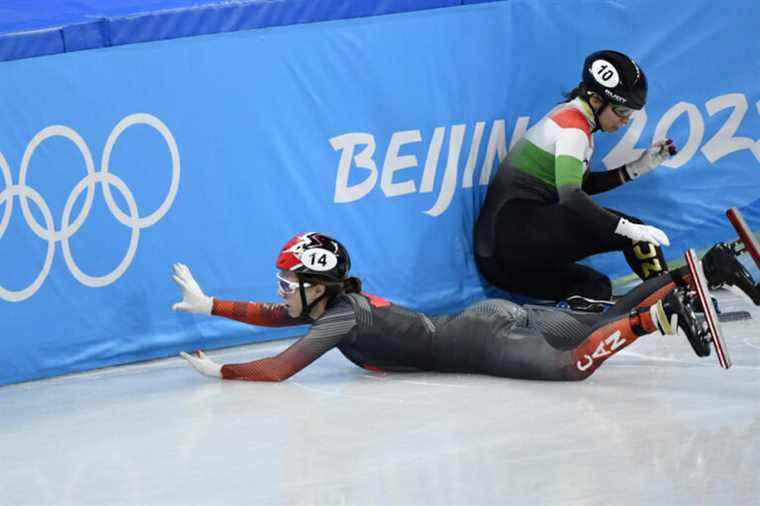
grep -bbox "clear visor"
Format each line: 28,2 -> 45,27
277,272 -> 311,295
611,104 -> 636,118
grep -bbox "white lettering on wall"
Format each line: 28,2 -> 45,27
332,92 -> 760,216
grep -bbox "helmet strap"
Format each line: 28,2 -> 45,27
586,92 -> 605,133
296,278 -> 329,322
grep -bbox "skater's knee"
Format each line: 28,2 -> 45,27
582,273 -> 612,301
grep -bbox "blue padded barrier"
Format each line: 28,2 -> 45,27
0,0 -> 460,61
0,0 -> 759,384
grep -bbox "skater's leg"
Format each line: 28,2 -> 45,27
477,257 -> 612,301
592,261 -> 718,362
492,200 -> 617,266
432,298 -> 662,381
564,304 -> 663,380
483,303 -> 663,381
604,265 -> 691,318
477,200 -> 613,300
479,201 -> 670,300
623,239 -> 669,280
557,272 -> 722,379
460,260 -> 726,382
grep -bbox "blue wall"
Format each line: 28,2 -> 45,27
0,0 -> 460,61
1,0 -> 759,384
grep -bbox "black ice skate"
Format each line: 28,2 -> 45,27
703,208 -> 760,305
702,243 -> 760,305
659,286 -> 711,358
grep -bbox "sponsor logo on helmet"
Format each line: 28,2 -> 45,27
604,89 -> 627,104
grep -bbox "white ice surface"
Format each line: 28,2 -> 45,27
1,289 -> 759,506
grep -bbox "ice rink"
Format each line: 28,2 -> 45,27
2,288 -> 759,506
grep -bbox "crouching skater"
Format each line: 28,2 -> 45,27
174,232 -> 725,382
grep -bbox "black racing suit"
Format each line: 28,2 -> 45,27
215,270 -> 684,383
474,162 -> 668,301
474,100 -> 668,301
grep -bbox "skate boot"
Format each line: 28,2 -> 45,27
701,242 -> 760,305
658,288 -> 711,357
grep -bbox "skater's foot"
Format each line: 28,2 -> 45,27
658,288 -> 711,357
702,242 -> 760,305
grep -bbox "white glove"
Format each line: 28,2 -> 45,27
180,350 -> 223,378
614,217 -> 670,247
171,263 -> 213,315
624,139 -> 677,179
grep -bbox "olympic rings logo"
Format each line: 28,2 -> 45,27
0,113 -> 180,302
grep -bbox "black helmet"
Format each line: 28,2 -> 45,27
582,50 -> 647,110
275,232 -> 352,321
276,232 -> 351,283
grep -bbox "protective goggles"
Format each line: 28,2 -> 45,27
610,104 -> 636,118
277,273 -> 311,294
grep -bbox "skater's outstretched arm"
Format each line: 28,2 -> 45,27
172,263 -> 359,381
216,304 -> 357,381
211,299 -> 300,327
179,299 -> 358,381
171,263 -> 301,327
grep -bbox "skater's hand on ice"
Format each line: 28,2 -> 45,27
615,218 -> 670,247
624,139 -> 677,179
171,263 -> 213,315
180,350 -> 223,378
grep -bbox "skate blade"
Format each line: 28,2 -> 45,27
727,208 -> 760,268
685,249 -> 732,369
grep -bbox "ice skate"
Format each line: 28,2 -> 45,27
658,287 -> 711,358
703,207 -> 760,305
702,242 -> 760,305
